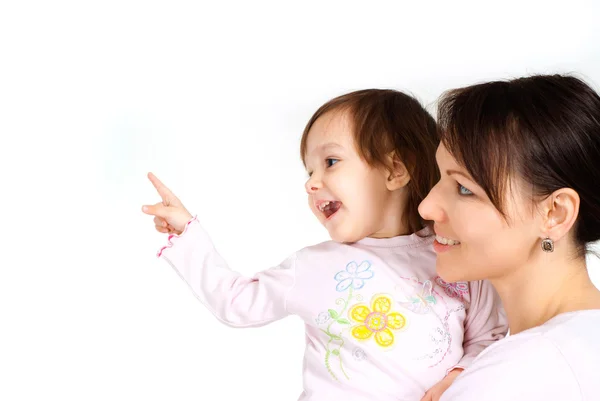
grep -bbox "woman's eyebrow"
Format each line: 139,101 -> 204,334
446,169 -> 474,181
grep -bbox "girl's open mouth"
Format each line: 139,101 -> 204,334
318,200 -> 342,219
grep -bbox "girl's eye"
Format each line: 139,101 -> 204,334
457,183 -> 473,196
326,158 -> 339,167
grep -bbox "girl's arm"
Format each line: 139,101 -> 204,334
157,216 -> 297,327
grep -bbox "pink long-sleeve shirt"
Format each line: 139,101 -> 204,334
157,217 -> 508,401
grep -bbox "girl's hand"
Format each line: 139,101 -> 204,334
142,172 -> 193,235
420,368 -> 463,401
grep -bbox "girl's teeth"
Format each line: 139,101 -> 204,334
436,235 -> 461,246
319,201 -> 331,211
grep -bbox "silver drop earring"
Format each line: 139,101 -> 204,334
541,237 -> 554,252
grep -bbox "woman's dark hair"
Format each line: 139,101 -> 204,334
437,74 -> 600,254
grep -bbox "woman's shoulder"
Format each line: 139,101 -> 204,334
505,309 -> 600,354
484,309 -> 600,372
535,309 -> 600,340
441,310 -> 600,401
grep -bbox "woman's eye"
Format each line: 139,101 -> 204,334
457,183 -> 473,196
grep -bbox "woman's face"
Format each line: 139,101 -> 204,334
418,143 -> 542,283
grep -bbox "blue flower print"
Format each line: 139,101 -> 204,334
334,261 -> 374,292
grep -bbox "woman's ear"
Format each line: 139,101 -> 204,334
539,188 -> 580,244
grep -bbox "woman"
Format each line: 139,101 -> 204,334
418,74 -> 600,400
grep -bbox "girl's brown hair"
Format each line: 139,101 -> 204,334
300,89 -> 439,233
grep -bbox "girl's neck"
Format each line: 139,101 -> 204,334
491,250 -> 600,335
368,224 -> 411,239
368,193 -> 411,238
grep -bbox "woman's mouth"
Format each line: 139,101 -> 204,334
433,234 -> 461,253
435,235 -> 461,246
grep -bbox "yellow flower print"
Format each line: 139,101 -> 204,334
348,294 -> 407,348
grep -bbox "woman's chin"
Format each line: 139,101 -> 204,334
435,260 -> 463,283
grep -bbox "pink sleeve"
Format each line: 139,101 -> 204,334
452,280 -> 508,372
156,217 -> 298,328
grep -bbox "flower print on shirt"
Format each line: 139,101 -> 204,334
352,347 -> 367,362
434,276 -> 469,304
315,260 -> 375,381
315,311 -> 332,325
334,261 -> 374,292
348,294 -> 408,348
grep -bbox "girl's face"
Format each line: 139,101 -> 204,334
418,143 -> 542,282
303,111 -> 405,243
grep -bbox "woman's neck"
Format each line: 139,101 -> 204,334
491,251 -> 600,335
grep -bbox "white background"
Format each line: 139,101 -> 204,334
1,1 -> 600,400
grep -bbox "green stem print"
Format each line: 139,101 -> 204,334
320,287 -> 361,381
319,260 -> 374,381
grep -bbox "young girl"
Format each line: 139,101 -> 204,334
142,89 -> 508,401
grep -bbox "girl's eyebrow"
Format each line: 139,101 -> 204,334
318,142 -> 344,152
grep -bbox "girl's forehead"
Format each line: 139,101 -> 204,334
306,113 -> 353,151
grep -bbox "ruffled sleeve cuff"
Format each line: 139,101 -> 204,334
156,215 -> 198,258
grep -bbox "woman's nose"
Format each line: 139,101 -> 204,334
418,184 -> 446,223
